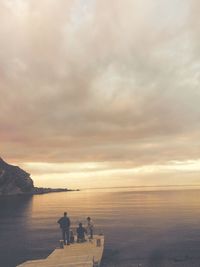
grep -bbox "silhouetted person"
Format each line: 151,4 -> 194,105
57,212 -> 71,245
77,223 -> 87,243
87,217 -> 94,239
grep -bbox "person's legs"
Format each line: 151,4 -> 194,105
90,228 -> 93,239
62,229 -> 66,244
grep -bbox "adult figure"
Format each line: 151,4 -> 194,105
76,223 -> 87,243
87,217 -> 94,239
57,212 -> 71,245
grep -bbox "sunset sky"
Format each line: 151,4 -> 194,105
1,0 -> 200,189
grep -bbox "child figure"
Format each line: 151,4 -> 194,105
77,223 -> 87,243
87,217 -> 94,239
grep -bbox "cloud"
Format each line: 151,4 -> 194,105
0,0 -> 200,186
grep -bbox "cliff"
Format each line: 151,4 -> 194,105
0,157 -> 34,195
0,157 -> 70,196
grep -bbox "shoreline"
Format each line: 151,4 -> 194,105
0,188 -> 80,197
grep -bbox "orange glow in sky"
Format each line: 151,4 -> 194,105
1,0 -> 200,189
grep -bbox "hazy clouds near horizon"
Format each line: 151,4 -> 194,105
1,0 -> 200,186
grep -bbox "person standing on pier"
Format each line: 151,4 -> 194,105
57,212 -> 71,245
87,217 -> 94,239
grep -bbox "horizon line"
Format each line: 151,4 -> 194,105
81,184 -> 200,190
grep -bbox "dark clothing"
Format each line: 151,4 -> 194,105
57,216 -> 70,229
57,216 -> 71,244
77,226 -> 87,242
62,228 -> 70,245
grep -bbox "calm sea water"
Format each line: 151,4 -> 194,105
1,188 -> 200,267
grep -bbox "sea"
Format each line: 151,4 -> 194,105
1,187 -> 200,267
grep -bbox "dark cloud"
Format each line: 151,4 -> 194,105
1,0 -> 200,178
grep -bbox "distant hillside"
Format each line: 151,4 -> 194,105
0,157 -> 70,195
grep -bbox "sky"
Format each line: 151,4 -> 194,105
1,0 -> 200,189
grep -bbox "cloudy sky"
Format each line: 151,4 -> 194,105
1,0 -> 200,189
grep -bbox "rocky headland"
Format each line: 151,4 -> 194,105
0,157 -> 75,196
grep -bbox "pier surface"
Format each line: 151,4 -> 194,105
17,235 -> 104,267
